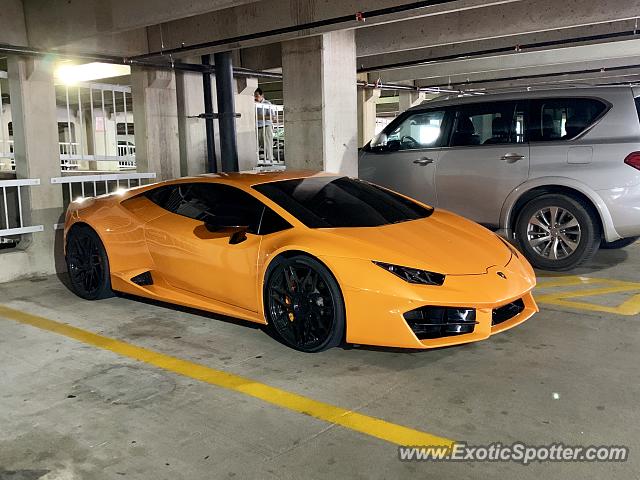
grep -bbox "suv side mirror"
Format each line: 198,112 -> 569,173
386,139 -> 401,152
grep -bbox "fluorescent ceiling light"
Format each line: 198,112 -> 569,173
55,62 -> 131,85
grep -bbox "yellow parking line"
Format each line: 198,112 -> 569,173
536,275 -> 640,315
535,276 -> 603,289
0,304 -> 453,448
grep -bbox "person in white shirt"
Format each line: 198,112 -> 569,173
254,88 -> 274,162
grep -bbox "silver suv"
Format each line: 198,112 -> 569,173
359,86 -> 640,270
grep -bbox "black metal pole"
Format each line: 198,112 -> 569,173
214,51 -> 239,172
201,54 -> 217,173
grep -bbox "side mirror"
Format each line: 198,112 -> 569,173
204,216 -> 250,244
386,139 -> 401,152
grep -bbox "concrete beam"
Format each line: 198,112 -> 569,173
60,28 -> 149,57
357,0 -> 640,57
0,0 -> 28,45
22,0 -> 262,48
371,38 -> 640,84
357,20 -> 638,71
240,44 -> 282,71
144,0 -> 522,58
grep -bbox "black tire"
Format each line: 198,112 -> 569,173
515,194 -> 601,271
264,254 -> 345,353
66,224 -> 114,300
601,236 -> 639,250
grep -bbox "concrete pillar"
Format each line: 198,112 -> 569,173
398,91 -> 427,112
131,67 -> 180,180
176,67 -> 208,176
282,30 -> 358,176
4,56 -> 64,280
235,76 -> 259,171
357,82 -> 381,147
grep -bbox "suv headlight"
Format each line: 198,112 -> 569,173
373,261 -> 445,286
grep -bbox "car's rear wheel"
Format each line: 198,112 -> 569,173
66,224 -> 114,300
265,255 -> 345,353
515,194 -> 601,271
601,236 -> 639,249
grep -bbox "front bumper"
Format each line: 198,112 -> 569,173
321,255 -> 538,349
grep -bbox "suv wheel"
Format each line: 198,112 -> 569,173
515,194 -> 601,271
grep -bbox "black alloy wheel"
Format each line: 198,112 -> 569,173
66,225 -> 113,300
265,255 -> 345,352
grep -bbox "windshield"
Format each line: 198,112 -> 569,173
253,176 -> 433,228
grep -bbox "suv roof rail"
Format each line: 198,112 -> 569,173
420,83 -> 632,104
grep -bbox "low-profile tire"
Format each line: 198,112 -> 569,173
601,236 -> 639,250
515,194 -> 601,271
66,224 -> 114,300
264,254 -> 345,353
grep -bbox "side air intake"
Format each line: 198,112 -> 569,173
131,271 -> 153,286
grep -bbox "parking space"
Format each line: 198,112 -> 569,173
2,244 -> 638,479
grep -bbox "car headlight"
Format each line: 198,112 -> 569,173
373,261 -> 445,286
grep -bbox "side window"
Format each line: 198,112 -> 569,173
529,98 -> 607,141
372,110 -> 446,151
258,207 -> 292,235
146,183 -> 264,233
449,101 -> 524,147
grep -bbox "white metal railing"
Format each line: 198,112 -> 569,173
51,171 -> 156,207
59,142 -> 79,156
255,102 -> 285,166
0,179 -> 44,237
117,144 -> 136,157
57,82 -> 136,172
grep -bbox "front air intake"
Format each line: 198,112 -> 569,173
492,298 -> 525,326
404,306 -> 477,339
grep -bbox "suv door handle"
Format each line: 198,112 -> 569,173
500,153 -> 525,162
413,157 -> 434,166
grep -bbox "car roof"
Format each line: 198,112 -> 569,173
194,169 -> 336,186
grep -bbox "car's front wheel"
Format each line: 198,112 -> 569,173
265,255 -> 345,352
66,224 -> 114,300
515,194 -> 601,271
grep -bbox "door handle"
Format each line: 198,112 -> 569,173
413,157 -> 434,166
500,153 -> 525,162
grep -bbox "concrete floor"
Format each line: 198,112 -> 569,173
1,243 -> 639,479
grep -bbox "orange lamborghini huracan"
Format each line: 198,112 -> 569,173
64,171 -> 538,352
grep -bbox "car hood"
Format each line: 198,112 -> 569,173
320,209 -> 512,275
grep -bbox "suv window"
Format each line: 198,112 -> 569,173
146,183 -> 290,235
449,101 -> 525,147
371,109 -> 447,151
529,98 -> 607,141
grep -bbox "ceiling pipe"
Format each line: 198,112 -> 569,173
357,81 -> 461,94
426,62 -> 640,89
0,43 -> 282,79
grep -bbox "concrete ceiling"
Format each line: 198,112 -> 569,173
3,0 -> 640,92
